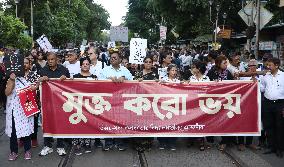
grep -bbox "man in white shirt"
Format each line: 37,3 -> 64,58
205,50 -> 218,75
65,51 -> 80,77
228,53 -> 266,80
87,47 -> 106,78
238,59 -> 261,151
179,50 -> 193,72
227,53 -> 246,79
260,58 -> 284,158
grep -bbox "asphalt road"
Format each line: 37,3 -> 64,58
0,110 -> 283,167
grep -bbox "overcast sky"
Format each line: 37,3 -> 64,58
93,0 -> 128,26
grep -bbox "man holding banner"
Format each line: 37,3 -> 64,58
38,52 -> 70,156
100,50 -> 133,151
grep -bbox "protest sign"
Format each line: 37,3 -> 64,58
129,38 -> 147,64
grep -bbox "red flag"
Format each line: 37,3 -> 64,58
16,86 -> 40,117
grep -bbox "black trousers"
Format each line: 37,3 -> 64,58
262,99 -> 284,151
105,138 -> 126,147
157,137 -> 177,146
10,114 -> 31,153
220,136 -> 236,145
206,136 -> 214,143
238,136 -> 253,145
44,137 -> 64,148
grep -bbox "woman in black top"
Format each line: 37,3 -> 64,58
72,57 -> 97,156
207,55 -> 234,81
206,55 -> 234,151
133,56 -> 158,152
134,56 -> 158,81
73,57 -> 97,79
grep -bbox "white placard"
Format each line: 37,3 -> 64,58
81,39 -> 87,46
160,26 -> 167,40
129,38 -> 147,64
80,45 -> 86,52
107,41 -> 116,49
158,67 -> 168,80
36,35 -> 52,52
110,26 -> 128,42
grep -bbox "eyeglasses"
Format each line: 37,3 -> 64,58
111,57 -> 118,60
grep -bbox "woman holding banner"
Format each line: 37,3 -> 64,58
133,56 -> 158,151
134,56 -> 158,81
5,70 -> 40,161
207,55 -> 234,151
72,57 -> 97,156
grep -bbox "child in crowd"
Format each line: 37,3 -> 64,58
158,64 -> 181,150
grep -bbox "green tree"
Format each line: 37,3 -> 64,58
3,0 -> 110,47
0,12 -> 32,49
127,0 -> 282,44
125,0 -> 160,44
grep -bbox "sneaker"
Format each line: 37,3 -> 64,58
8,152 -> 18,161
32,139 -> 38,148
102,145 -> 111,151
84,144 -> 92,153
57,148 -> 66,156
39,146 -> 53,156
170,144 -> 177,151
74,146 -> 83,156
170,146 -> 177,151
158,144 -> 166,150
117,144 -> 126,151
94,141 -> 103,148
24,151 -> 32,160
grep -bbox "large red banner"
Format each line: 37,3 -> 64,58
40,80 -> 261,138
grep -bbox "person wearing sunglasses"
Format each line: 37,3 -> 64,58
100,51 -> 133,151
88,47 -> 107,79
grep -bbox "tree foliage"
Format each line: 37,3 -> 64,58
0,12 -> 32,49
125,0 -> 283,44
3,0 -> 110,47
124,0 -> 161,44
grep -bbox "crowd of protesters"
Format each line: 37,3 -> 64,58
0,44 -> 283,161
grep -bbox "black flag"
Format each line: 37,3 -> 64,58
4,52 -> 24,77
